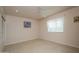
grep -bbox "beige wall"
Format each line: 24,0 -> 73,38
40,7 -> 79,48
0,7 -> 4,52
4,15 -> 39,45
0,14 -> 3,52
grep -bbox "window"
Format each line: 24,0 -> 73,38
47,17 -> 64,32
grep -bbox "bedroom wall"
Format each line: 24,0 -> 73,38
0,14 -> 3,52
4,15 -> 39,45
40,7 -> 79,48
0,7 -> 5,52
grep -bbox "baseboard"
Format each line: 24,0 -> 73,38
4,38 -> 38,46
42,39 -> 79,49
4,38 -> 79,49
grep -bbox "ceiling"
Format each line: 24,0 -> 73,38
2,6 -> 74,20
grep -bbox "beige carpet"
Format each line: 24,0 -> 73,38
3,39 -> 79,53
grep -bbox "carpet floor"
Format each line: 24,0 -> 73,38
3,39 -> 79,53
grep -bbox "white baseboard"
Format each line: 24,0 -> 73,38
4,38 -> 79,49
42,39 -> 79,49
4,38 -> 38,46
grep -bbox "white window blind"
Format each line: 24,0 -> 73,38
47,17 -> 64,32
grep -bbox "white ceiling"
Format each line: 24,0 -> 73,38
3,6 -> 74,20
